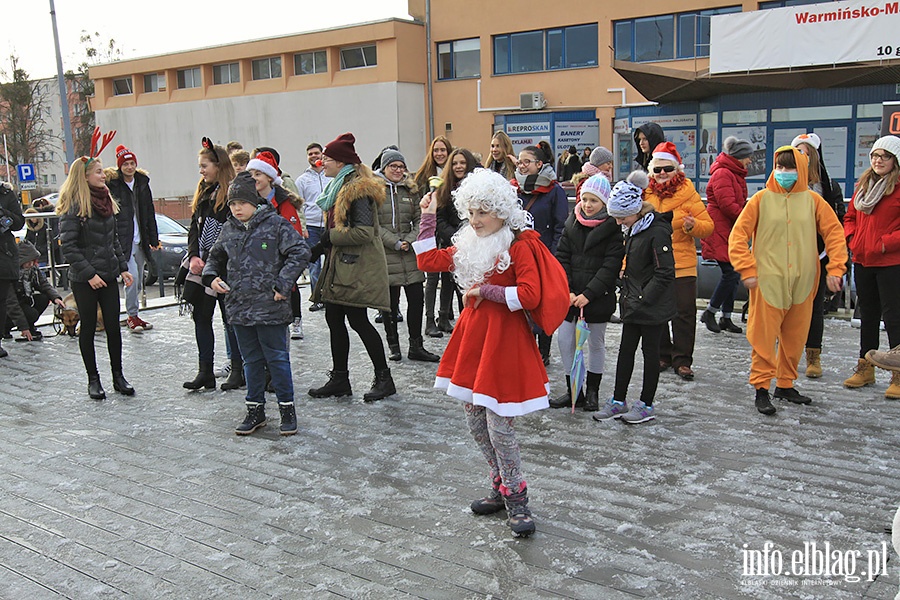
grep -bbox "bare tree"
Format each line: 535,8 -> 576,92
0,54 -> 58,169
65,31 -> 124,157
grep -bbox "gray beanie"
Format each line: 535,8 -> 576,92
227,171 -> 263,205
723,136 -> 753,160
380,149 -> 407,170
589,146 -> 614,167
608,171 -> 649,218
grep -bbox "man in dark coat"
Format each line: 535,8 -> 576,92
106,145 -> 159,333
0,181 -> 26,358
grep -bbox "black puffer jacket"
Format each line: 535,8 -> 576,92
59,204 -> 128,283
187,182 -> 230,261
555,211 -> 624,323
619,210 -> 676,325
106,168 -> 159,261
436,201 -> 462,249
0,182 -> 26,281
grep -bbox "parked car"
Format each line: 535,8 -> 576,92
145,214 -> 188,286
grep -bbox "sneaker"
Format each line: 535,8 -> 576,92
866,345 -> 900,372
700,310 -> 721,333
309,302 -> 325,312
620,400 -> 655,424
135,316 -> 153,330
290,317 -> 304,340
214,361 -> 232,379
592,398 -> 628,421
126,316 -> 144,334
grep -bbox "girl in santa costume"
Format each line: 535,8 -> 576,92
414,169 -> 568,538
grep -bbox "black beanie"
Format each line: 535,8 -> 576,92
227,171 -> 264,205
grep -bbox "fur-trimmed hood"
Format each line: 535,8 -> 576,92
333,172 -> 386,231
273,184 -> 303,210
104,167 -> 150,181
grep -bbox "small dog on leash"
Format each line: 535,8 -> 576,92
58,293 -> 103,336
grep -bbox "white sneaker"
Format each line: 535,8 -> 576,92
291,318 -> 304,340
214,362 -> 232,378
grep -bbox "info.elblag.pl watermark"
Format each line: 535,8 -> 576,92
741,541 -> 891,587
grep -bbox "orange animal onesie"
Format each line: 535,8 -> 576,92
728,146 -> 847,390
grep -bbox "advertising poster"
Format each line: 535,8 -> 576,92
723,126 -> 767,177
554,121 -> 599,161
856,121 -> 882,178
814,127 -> 848,180
666,129 -> 697,179
506,122 -> 551,155
617,137 -> 633,180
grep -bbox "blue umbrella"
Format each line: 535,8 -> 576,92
569,309 -> 590,413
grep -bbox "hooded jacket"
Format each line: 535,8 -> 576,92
702,153 -> 748,263
376,171 -> 425,287
5,241 -> 62,331
202,205 -> 309,327
105,167 -> 159,261
269,185 -> 306,237
619,206 -> 676,325
643,175 -> 713,277
0,182 -> 26,281
633,123 -> 666,172
312,172 -> 390,311
729,146 -> 848,310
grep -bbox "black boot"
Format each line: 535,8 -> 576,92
220,358 -> 245,390
384,313 -> 401,362
700,310 -> 721,333
718,317 -> 742,334
538,334 -> 551,366
425,279 -> 442,338
755,387 -> 776,415
408,337 -> 440,362
583,372 -> 602,412
308,370 -> 352,398
88,373 -> 106,400
111,369 -> 135,396
503,485 -> 535,538
549,376 -> 582,408
363,368 -> 396,402
235,402 -> 267,435
0,342 -> 7,358
424,320 -> 443,338
278,402 -> 297,436
471,476 -> 505,515
437,311 -> 454,333
183,361 -> 216,390
774,386 -> 812,405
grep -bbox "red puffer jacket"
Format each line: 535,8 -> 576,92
701,153 -> 747,263
844,184 -> 900,267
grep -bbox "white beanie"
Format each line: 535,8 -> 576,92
580,173 -> 611,202
608,171 -> 649,218
791,133 -> 821,151
871,135 -> 900,160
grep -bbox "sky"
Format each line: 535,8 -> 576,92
1,0 -> 412,81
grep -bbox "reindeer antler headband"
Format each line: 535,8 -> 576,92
81,127 -> 117,166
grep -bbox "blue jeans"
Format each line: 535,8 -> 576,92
233,324 -> 293,405
125,244 -> 145,317
307,226 -> 324,296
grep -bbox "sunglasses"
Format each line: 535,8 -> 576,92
653,165 -> 676,174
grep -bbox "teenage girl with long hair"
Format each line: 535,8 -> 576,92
484,131 -> 517,180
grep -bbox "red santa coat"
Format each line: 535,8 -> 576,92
415,229 -> 567,417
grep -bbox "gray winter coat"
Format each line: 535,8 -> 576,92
202,205 -> 310,327
376,171 -> 424,287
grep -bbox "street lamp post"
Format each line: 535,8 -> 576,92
50,0 -> 75,167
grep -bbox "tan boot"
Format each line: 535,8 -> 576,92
843,358 -> 875,388
805,347 -> 822,378
886,371 -> 900,400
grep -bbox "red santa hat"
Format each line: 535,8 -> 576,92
246,151 -> 283,186
651,141 -> 682,166
116,145 -> 137,169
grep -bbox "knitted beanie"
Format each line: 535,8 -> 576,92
116,145 -> 136,169
608,171 -> 649,218
580,173 -> 612,202
871,135 -> 900,159
380,149 -> 406,170
723,136 -> 753,159
324,133 -> 362,165
589,146 -> 614,167
246,151 -> 283,186
227,171 -> 264,205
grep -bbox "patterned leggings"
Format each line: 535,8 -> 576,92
464,403 -> 524,493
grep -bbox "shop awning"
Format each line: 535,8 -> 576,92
613,59 -> 900,103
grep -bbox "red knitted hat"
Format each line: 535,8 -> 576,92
324,132 -> 361,165
116,145 -> 136,169
652,141 -> 681,165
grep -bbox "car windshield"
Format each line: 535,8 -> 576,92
156,215 -> 187,235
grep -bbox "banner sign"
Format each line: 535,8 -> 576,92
710,0 -> 900,74
881,101 -> 900,136
553,121 -> 599,159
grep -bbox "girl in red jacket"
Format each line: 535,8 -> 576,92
842,136 -> 900,399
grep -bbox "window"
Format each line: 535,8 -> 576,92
294,51 -> 327,75
760,0 -> 837,8
177,67 -> 201,89
143,73 -> 163,93
677,7 -> 741,58
42,175 -> 48,185
493,24 -> 597,75
51,174 -> 57,185
112,77 -> 133,95
437,38 -> 480,80
252,57 -> 282,80
615,8 -> 740,62
340,45 -> 377,69
213,63 -> 240,85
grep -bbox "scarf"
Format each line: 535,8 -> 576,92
89,185 -> 114,218
574,202 -> 608,228
513,164 -> 557,195
316,164 -> 354,212
648,171 -> 686,199
624,212 -> 655,237
854,176 -> 889,214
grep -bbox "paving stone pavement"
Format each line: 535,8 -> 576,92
1,305 -> 899,600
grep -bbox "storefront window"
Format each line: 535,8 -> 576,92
770,106 -> 852,121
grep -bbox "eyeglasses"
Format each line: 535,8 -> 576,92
386,164 -> 406,171
871,152 -> 894,162
653,165 -> 676,174
519,159 -> 538,167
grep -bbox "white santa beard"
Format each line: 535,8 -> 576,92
451,225 -> 514,291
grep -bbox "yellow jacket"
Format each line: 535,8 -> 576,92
644,176 -> 713,277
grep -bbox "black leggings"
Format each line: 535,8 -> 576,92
614,322 -> 664,406
291,287 -> 302,319
71,279 -> 123,376
806,262 -> 827,350
192,292 -> 241,365
390,282 -> 424,339
855,263 -> 900,358
325,302 -> 387,372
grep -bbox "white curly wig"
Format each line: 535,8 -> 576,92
452,168 -> 532,232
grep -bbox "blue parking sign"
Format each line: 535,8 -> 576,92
16,163 -> 35,182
